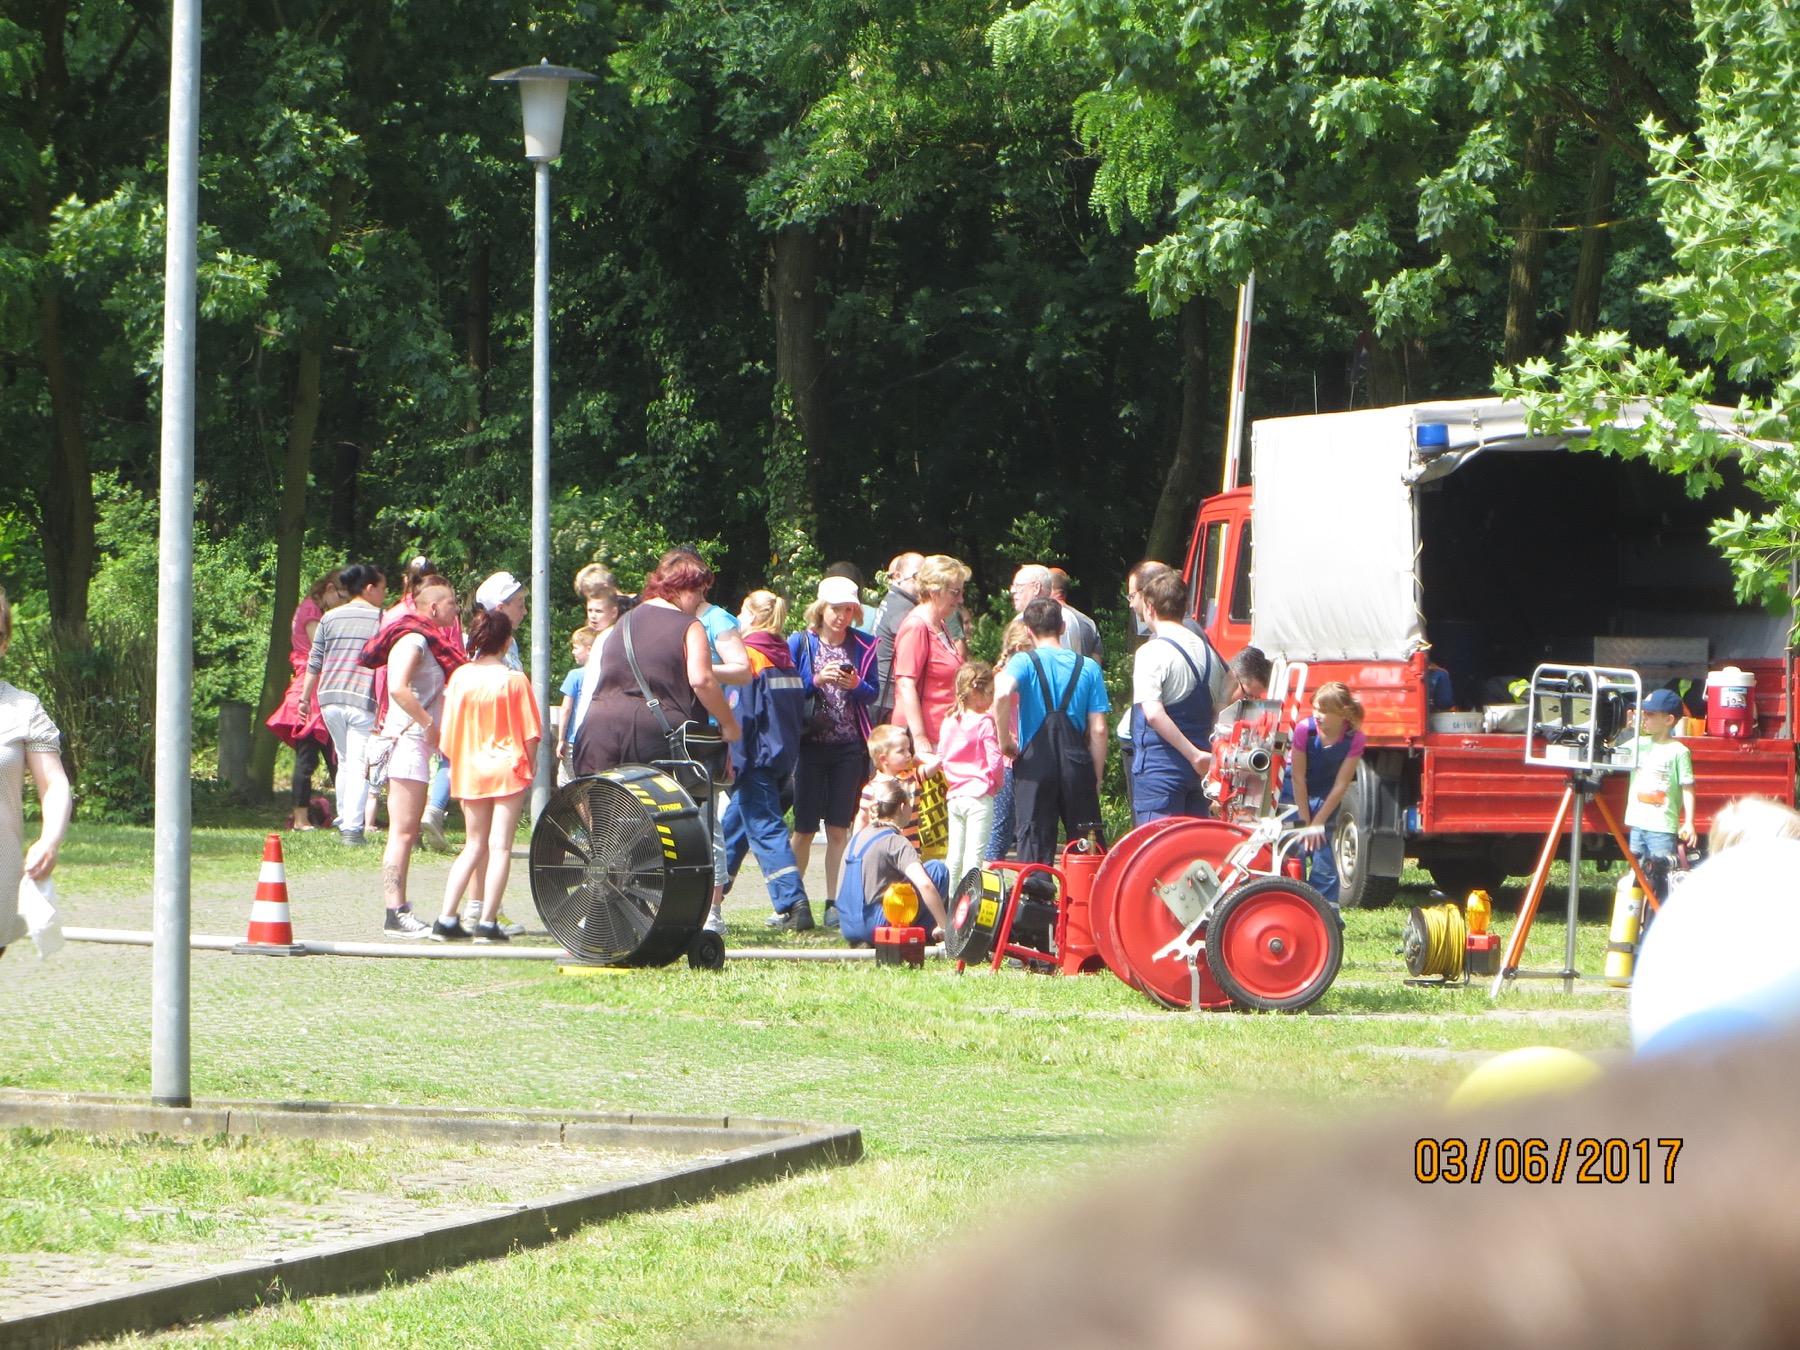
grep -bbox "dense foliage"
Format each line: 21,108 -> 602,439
0,0 -> 1741,811
1503,0 -> 1800,627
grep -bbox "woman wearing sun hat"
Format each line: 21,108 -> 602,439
788,575 -> 880,925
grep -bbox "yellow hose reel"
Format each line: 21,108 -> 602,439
1402,901 -> 1468,983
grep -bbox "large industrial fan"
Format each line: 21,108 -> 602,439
529,766 -> 722,968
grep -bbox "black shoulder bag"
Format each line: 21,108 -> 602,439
618,609 -> 727,781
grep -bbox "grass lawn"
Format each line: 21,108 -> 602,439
2,818 -> 1633,1348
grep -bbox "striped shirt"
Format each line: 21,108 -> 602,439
305,599 -> 381,712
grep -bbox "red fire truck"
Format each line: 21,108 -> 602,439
1183,398 -> 1798,906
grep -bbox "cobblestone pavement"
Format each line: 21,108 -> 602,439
0,1140 -> 695,1323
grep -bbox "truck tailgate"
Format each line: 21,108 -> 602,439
1419,734 -> 1796,835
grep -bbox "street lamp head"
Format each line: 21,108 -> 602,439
490,58 -> 599,162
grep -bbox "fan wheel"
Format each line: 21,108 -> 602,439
1204,876 -> 1342,1012
530,768 -> 713,966
945,867 -> 1003,965
687,930 -> 726,971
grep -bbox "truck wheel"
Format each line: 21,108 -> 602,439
1333,779 -> 1400,909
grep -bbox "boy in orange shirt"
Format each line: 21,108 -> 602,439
856,725 -> 925,851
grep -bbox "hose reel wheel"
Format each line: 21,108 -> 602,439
1204,876 -> 1344,1012
529,767 -> 714,966
1090,818 -> 1257,1010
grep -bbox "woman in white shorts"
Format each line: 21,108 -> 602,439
373,579 -> 463,936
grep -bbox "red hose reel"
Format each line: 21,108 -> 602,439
951,818 -> 1342,1014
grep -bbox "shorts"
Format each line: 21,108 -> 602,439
793,739 -> 870,833
386,732 -> 433,785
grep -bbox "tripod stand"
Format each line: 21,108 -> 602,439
1491,770 -> 1663,998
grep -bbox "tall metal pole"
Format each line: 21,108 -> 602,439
529,159 -> 553,823
1221,271 -> 1256,493
152,0 -> 201,1108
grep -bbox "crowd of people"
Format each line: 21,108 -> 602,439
263,544 -> 1296,945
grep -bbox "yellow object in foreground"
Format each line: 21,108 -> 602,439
882,882 -> 919,926
1448,1047 -> 1603,1110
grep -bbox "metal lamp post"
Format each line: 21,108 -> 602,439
490,59 -> 597,823
151,0 -> 202,1108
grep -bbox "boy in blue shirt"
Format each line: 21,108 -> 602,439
993,598 -> 1111,863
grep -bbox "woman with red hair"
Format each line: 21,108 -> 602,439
573,553 -> 740,775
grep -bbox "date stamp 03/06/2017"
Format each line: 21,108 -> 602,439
1415,1137 -> 1684,1185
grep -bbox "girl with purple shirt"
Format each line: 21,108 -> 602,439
1284,682 -> 1366,910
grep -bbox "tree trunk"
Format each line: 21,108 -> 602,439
1504,114 -> 1559,367
37,281 -> 95,648
1144,299 -> 1213,565
771,222 -> 825,508
331,437 -> 360,547
249,343 -> 325,792
25,1 -> 92,648
1567,145 -> 1615,338
465,237 -> 490,446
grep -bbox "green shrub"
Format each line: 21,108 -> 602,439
13,615 -> 156,822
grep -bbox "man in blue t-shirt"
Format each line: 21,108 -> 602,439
994,597 -> 1112,863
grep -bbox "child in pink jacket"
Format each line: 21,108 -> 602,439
938,661 -> 1005,886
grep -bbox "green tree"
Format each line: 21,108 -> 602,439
1501,0 -> 1800,623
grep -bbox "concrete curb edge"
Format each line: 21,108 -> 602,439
0,1098 -> 861,1350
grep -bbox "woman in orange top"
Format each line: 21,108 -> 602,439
432,607 -> 541,942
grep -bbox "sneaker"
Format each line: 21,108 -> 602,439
704,905 -> 727,935
339,829 -> 365,847
472,921 -> 510,944
420,806 -> 449,852
431,918 -> 471,942
769,902 -> 815,933
822,900 -> 840,929
384,908 -> 433,938
494,912 -> 526,938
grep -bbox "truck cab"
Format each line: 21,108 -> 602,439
1184,398 -> 1798,906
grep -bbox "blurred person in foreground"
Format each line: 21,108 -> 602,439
787,1011 -> 1800,1350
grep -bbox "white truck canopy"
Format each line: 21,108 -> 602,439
1247,397 -> 1749,665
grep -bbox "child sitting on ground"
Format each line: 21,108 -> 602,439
838,778 -> 951,947
938,662 -> 1003,885
1625,688 -> 1697,900
857,725 -> 924,851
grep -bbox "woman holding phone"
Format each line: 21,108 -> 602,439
788,576 -> 879,926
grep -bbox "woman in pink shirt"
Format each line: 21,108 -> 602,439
937,660 -> 1005,885
270,569 -> 343,830
890,554 -> 970,761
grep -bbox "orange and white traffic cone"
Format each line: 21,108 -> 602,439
234,833 -> 308,956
